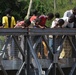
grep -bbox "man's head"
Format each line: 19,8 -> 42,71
35,18 -> 40,25
68,14 -> 75,23
57,19 -> 64,27
5,8 -> 12,15
32,10 -> 38,16
24,19 -> 31,27
47,13 -> 54,20
55,13 -> 60,18
72,7 -> 76,15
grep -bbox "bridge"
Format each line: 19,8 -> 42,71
0,28 -> 76,75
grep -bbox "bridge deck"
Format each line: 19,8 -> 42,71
0,58 -> 75,70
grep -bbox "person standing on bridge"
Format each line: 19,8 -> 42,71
2,8 -> 16,60
63,7 -> 76,28
37,13 -> 54,59
51,12 -> 60,28
14,19 -> 31,28
63,7 -> 76,18
2,8 -> 16,28
14,19 -> 31,60
38,13 -> 54,28
63,7 -> 76,58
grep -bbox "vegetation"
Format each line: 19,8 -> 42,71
0,0 -> 76,26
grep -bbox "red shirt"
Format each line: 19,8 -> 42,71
30,15 -> 37,22
39,15 -> 47,26
14,20 -> 25,28
16,21 -> 25,26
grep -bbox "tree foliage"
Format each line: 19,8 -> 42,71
0,0 -> 76,25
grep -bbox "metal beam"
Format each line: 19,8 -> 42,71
0,28 -> 76,35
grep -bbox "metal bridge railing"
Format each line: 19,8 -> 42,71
0,28 -> 76,75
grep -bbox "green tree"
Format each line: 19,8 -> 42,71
0,0 -> 75,24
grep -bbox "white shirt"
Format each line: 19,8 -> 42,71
51,16 -> 74,28
51,18 -> 60,28
62,17 -> 74,28
63,10 -> 73,17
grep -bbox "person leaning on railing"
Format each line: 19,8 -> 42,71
33,14 -> 54,59
14,19 -> 31,28
50,19 -> 65,59
51,14 -> 76,59
14,19 -> 31,60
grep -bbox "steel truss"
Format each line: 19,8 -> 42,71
0,28 -> 76,75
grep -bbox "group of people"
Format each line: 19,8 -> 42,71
15,6 -> 76,29
50,7 -> 76,59
51,7 -> 76,28
1,6 -> 76,59
1,8 -> 54,29
1,7 -> 76,29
